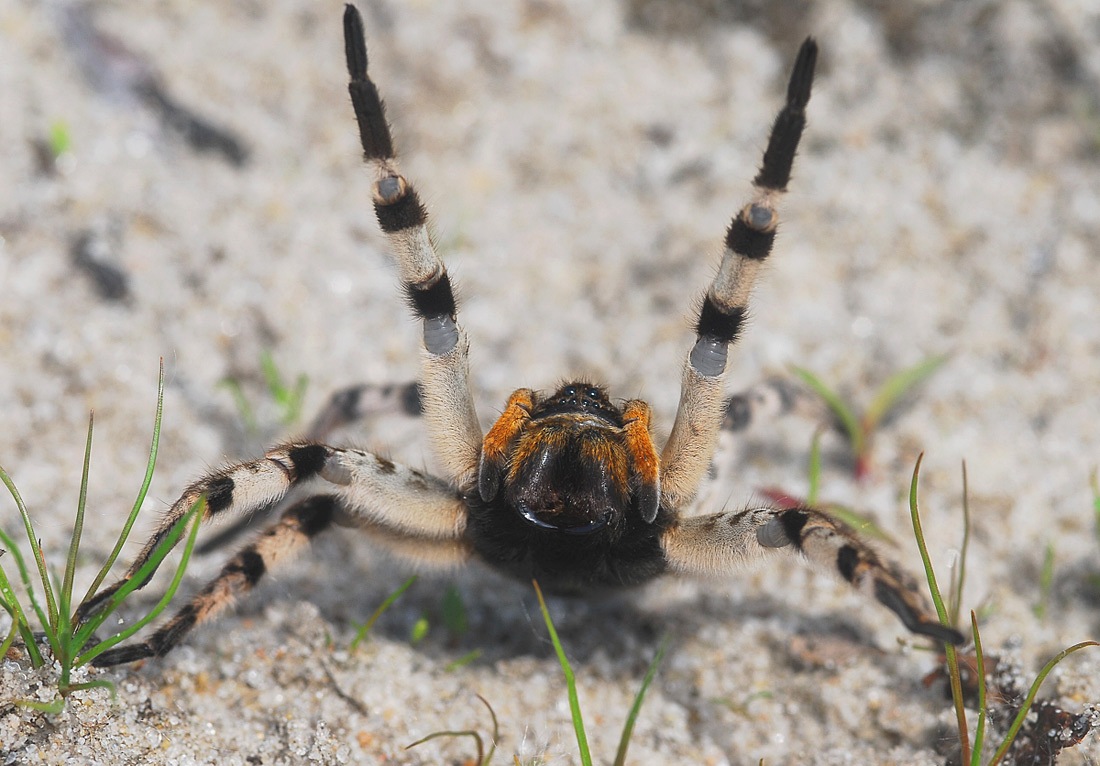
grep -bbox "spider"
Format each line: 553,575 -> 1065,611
77,5 -> 963,666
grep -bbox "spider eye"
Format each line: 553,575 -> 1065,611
585,387 -> 600,399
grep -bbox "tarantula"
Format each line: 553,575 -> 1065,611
77,5 -> 962,666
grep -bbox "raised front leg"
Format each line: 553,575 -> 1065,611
661,506 -> 964,643
660,39 -> 818,510
344,6 -> 482,486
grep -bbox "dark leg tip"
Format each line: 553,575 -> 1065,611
91,643 -> 156,667
343,5 -> 368,80
787,38 -> 818,111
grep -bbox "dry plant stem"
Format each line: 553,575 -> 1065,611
908,453 -> 970,764
949,460 -> 970,627
969,610 -> 987,766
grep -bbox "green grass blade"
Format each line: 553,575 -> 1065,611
864,354 -> 947,430
405,729 -> 484,763
442,584 -> 468,636
824,503 -> 896,544
477,693 -> 500,766
987,640 -> 1100,766
75,496 -> 204,666
533,580 -> 591,766
61,414 -> 94,622
969,611 -> 987,766
59,679 -> 117,700
444,649 -> 482,672
287,374 -> 308,425
806,428 -> 823,506
16,697 -> 66,714
908,454 -> 969,764
1090,469 -> 1100,548
219,377 -> 257,433
613,635 -> 669,766
1032,541 -> 1055,621
260,349 -> 287,400
790,366 -> 863,456
404,694 -> 498,766
81,361 -> 166,604
0,558 -> 43,666
0,617 -> 20,661
0,468 -> 57,644
48,120 -> 72,158
349,575 -> 417,650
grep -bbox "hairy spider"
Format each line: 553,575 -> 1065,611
77,5 -> 963,665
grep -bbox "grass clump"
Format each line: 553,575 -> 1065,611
908,454 -> 1098,764
404,582 -> 667,765
792,354 -> 946,480
221,350 -> 309,434
533,580 -> 668,766
0,363 -> 203,711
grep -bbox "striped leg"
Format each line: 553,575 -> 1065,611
92,495 -> 339,666
197,381 -> 425,555
92,488 -> 473,667
721,377 -> 807,433
660,39 -> 817,510
76,444 -> 467,624
306,381 -> 421,440
661,506 -> 964,643
344,6 -> 481,486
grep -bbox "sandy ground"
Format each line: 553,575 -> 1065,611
2,0 -> 1100,763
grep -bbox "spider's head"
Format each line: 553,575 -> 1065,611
528,382 -> 623,426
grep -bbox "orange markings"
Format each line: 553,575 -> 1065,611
622,400 -> 659,486
623,400 -> 661,522
479,388 -> 534,500
481,388 -> 534,462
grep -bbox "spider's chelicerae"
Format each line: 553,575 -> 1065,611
78,5 -> 963,665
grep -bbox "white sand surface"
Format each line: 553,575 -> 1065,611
2,0 -> 1099,763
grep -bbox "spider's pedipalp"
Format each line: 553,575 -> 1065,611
661,506 -> 964,645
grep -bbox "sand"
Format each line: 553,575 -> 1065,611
2,0 -> 1099,763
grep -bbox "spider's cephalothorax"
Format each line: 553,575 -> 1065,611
469,382 -> 669,592
75,5 -> 963,667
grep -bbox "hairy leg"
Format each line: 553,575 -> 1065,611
77,444 -> 466,623
661,505 -> 963,643
660,40 -> 818,509
345,6 -> 482,486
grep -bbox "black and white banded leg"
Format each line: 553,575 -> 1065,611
306,381 -> 422,440
660,39 -> 818,510
345,6 -> 482,486
661,506 -> 962,643
76,444 -> 468,633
